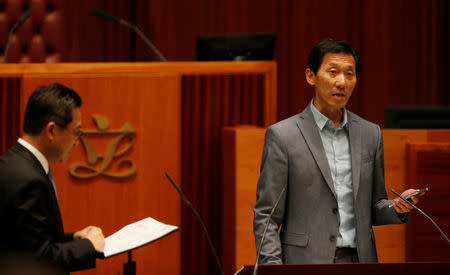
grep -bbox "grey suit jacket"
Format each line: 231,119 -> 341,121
253,105 -> 406,264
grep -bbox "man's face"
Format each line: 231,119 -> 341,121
305,53 -> 357,114
52,108 -> 82,163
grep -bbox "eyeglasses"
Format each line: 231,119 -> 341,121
72,128 -> 83,138
56,123 -> 83,139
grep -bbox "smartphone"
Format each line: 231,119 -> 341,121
389,187 -> 428,207
404,188 -> 428,202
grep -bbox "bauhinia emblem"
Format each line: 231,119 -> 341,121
69,115 -> 137,179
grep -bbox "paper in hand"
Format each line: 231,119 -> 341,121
104,217 -> 178,257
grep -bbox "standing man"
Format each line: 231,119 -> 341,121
0,83 -> 105,272
253,39 -> 420,264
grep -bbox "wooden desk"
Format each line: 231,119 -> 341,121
235,262 -> 450,275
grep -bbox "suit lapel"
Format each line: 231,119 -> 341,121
296,107 -> 336,197
347,113 -> 361,200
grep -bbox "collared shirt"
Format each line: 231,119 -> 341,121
18,138 -> 49,174
310,100 -> 356,248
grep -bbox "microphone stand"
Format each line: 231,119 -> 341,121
391,189 -> 450,245
3,10 -> 31,63
91,9 -> 167,62
165,173 -> 224,275
119,21 -> 167,62
122,250 -> 136,275
253,185 -> 286,275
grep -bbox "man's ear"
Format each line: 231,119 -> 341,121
46,122 -> 57,141
305,68 -> 316,86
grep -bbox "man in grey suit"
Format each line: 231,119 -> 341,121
253,39 -> 420,264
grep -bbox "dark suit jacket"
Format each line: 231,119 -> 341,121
253,105 -> 406,264
0,142 -> 96,273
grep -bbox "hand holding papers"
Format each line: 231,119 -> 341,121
103,217 -> 178,257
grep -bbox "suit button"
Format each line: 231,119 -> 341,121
332,208 -> 338,214
330,235 -> 336,242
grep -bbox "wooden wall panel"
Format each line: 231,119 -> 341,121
380,131 -> 450,262
374,130 -> 428,262
236,262 -> 450,275
222,126 -> 266,275
405,143 -> 450,261
20,73 -> 182,275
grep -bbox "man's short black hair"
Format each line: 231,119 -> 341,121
23,83 -> 82,135
307,38 -> 360,75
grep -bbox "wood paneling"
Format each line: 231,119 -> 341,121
380,131 -> 450,262
0,61 -> 276,76
375,130 -> 428,262
405,143 -> 450,261
222,126 -> 266,275
236,262 -> 450,275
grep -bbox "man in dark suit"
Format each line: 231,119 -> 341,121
253,39 -> 422,264
0,83 -> 105,273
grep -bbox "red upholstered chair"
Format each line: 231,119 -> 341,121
0,0 -> 66,63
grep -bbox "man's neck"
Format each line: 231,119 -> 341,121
19,135 -> 50,173
22,134 -> 48,159
324,110 -> 342,128
313,102 -> 343,129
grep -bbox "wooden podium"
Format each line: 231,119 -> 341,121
235,262 -> 450,275
0,61 -> 277,274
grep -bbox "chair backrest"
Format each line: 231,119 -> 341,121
0,0 -> 66,63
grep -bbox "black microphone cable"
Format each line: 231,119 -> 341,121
165,172 -> 224,275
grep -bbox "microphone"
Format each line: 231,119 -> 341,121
164,173 -> 224,275
91,9 -> 168,62
2,10 -> 32,63
391,189 -> 450,245
253,184 -> 286,275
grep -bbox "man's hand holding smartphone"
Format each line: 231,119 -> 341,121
391,188 -> 428,213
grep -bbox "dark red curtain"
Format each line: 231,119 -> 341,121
0,78 -> 20,155
63,0 -> 133,61
63,0 -> 448,123
181,74 -> 265,274
107,0 -> 449,124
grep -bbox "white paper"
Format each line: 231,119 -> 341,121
103,217 -> 178,257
